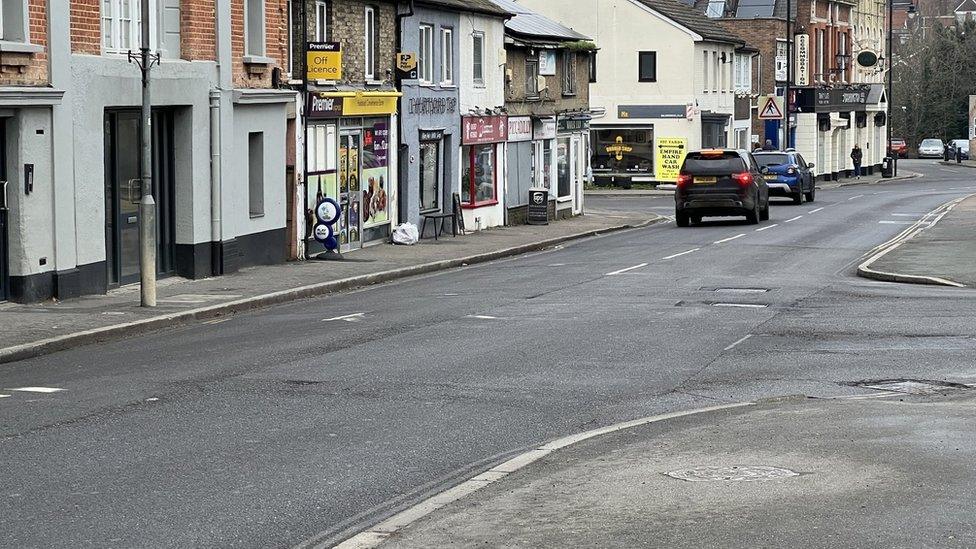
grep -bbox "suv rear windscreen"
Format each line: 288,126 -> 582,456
753,153 -> 790,168
682,152 -> 747,174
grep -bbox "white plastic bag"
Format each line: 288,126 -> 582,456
392,222 -> 419,245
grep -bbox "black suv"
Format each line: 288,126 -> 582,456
675,149 -> 770,226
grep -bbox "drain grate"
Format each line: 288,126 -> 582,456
850,379 -> 972,395
666,465 -> 799,482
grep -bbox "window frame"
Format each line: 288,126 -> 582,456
364,5 -> 379,81
462,144 -> 499,207
702,50 -> 709,91
244,0 -> 266,58
315,0 -> 329,42
525,56 -> 540,99
0,0 -> 35,45
440,27 -> 454,86
418,23 -> 434,84
638,51 -> 657,83
563,50 -> 577,95
418,136 -> 442,212
102,0 -> 156,54
472,31 -> 485,86
248,131 -> 266,218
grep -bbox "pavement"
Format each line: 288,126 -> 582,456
0,209 -> 657,363
372,390 -> 976,548
3,160 -> 976,548
859,193 -> 976,287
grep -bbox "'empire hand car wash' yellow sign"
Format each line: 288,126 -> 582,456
307,42 -> 342,80
655,137 -> 687,182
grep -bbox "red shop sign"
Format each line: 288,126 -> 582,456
462,115 -> 508,145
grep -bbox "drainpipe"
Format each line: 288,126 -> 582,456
396,0 -> 415,225
209,90 -> 223,276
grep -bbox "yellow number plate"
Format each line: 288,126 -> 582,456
695,176 -> 717,184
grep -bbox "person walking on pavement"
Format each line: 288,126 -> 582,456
762,139 -> 776,151
851,144 -> 863,179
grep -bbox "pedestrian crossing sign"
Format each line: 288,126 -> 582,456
758,96 -> 784,120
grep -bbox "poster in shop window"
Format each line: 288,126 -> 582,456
654,137 -> 688,183
362,122 -> 390,228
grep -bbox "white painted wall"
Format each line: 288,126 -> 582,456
459,13 -> 506,112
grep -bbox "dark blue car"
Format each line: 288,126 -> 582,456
753,151 -> 816,204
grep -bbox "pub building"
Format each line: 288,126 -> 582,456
305,91 -> 401,252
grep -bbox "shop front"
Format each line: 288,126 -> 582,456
460,115 -> 507,230
305,91 -> 400,253
555,114 -> 589,217
590,125 -> 655,188
400,92 -> 461,229
504,115 -> 534,225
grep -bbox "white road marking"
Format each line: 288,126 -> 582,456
878,220 -> 914,225
847,195 -> 864,201
808,207 -> 825,213
203,318 -> 230,325
713,233 -> 746,244
322,313 -> 366,323
547,263 -> 566,267
723,334 -> 753,351
784,215 -> 803,223
9,387 -> 65,393
101,311 -> 127,316
606,263 -> 649,276
755,224 -> 778,232
890,213 -> 921,217
466,315 -> 499,320
712,303 -> 769,309
661,248 -> 700,260
146,397 -> 160,402
0,394 -> 10,399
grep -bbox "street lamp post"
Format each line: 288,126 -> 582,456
887,0 -> 896,176
783,0 -> 791,151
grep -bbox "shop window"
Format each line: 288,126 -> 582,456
419,24 -> 434,84
537,140 -> 553,189
419,140 -> 440,211
563,51 -> 577,95
525,57 -> 539,98
364,5 -> 379,80
557,137 -> 571,198
245,0 -> 265,57
462,145 -> 496,206
472,32 -> 485,86
441,27 -> 454,85
638,51 -> 656,82
315,0 -> 329,42
248,132 -> 265,217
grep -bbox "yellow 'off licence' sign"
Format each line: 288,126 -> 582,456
307,42 -> 342,81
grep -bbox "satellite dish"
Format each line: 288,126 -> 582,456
857,50 -> 879,68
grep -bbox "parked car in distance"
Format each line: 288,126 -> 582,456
949,139 -> 970,160
889,138 -> 909,158
753,151 -> 816,204
675,149 -> 770,226
917,138 -> 946,158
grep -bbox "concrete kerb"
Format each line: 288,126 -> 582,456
818,171 -> 921,190
0,217 -> 664,365
327,402 -> 755,549
856,194 -> 973,288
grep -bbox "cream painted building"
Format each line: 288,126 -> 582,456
518,0 -> 745,184
852,0 -> 887,84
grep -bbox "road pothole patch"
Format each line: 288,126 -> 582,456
848,379 -> 972,395
665,465 -> 799,482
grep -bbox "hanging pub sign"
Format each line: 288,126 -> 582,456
307,42 -> 343,81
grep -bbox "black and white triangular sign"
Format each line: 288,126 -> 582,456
758,97 -> 784,119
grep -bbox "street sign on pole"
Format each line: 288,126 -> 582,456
758,96 -> 784,120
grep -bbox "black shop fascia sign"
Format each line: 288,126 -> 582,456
793,85 -> 871,113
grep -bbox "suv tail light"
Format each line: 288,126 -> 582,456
732,172 -> 754,187
677,173 -> 693,189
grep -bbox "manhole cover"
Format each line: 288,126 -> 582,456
851,379 -> 971,395
666,465 -> 799,482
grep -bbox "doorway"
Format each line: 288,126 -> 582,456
338,131 -> 362,251
104,110 -> 176,286
0,117 -> 8,301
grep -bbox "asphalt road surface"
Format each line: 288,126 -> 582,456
2,160 -> 975,548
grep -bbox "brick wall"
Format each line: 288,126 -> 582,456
232,0 -> 292,88
504,47 -> 591,116
0,0 -> 49,86
719,18 -> 785,140
182,0 -> 218,60
70,0 -> 101,55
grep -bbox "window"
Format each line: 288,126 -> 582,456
472,32 -> 485,85
816,29 -> 825,81
364,6 -> 378,80
315,0 -> 329,42
538,140 -> 552,188
563,51 -> 577,94
588,51 -> 597,83
557,137 -> 571,198
462,145 -> 497,205
419,24 -> 434,84
525,56 -> 539,98
703,51 -> 709,90
102,0 -> 151,53
248,132 -> 265,217
245,0 -> 265,57
706,0 -> 725,17
638,51 -> 656,82
720,52 -> 727,91
440,28 -> 454,85
734,53 -> 751,92
712,51 -> 718,91
419,139 -> 440,211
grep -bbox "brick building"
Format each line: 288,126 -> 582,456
1,0 -> 296,303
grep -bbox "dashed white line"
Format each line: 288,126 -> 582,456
712,303 -> 769,309
0,394 -> 10,399
879,220 -> 914,225
9,387 -> 65,393
714,233 -> 746,244
723,334 -> 753,351
606,263 -> 649,276
784,215 -> 803,223
322,313 -> 366,323
847,195 -> 864,201
466,315 -> 499,320
662,248 -> 700,260
808,207 -> 824,213
755,224 -> 778,232
890,213 -> 921,217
